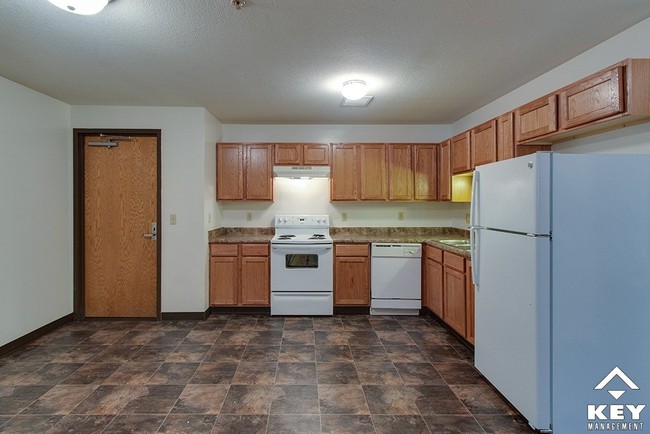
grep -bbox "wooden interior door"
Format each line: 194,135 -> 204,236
83,134 -> 159,318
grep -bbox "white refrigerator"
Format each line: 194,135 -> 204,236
470,152 -> 650,433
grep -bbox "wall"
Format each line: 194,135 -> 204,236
0,77 -> 72,346
220,123 -> 468,228
71,106 -> 221,313
453,17 -> 650,155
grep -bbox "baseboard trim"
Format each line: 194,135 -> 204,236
0,313 -> 74,357
210,307 -> 271,315
161,309 -> 210,321
334,307 -> 371,315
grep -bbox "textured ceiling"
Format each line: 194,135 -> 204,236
2,0 -> 650,124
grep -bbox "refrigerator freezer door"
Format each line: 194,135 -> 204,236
472,152 -> 551,235
474,229 -> 551,431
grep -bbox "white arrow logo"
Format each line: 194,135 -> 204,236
594,367 -> 640,400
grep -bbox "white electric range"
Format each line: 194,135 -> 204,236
270,215 -> 333,316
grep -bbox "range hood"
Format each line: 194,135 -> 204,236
273,165 -> 330,179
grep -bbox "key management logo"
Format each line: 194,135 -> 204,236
587,367 -> 646,431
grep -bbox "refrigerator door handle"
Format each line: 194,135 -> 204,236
470,227 -> 479,286
470,171 -> 479,228
470,171 -> 480,286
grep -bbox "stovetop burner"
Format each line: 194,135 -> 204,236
309,234 -> 326,239
277,234 -> 296,240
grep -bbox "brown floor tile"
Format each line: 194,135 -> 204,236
5,345 -> 73,363
72,385 -> 147,415
0,362 -> 46,386
21,384 -> 96,415
267,414 -> 320,434
317,362 -> 359,384
60,363 -> 122,385
314,331 -> 351,345
146,330 -> 189,346
241,345 -> 281,362
321,414 -> 375,434
315,345 -> 353,362
282,330 -> 315,345
368,318 -> 403,331
422,414 -> 485,433
158,414 -> 217,433
52,345 -> 107,363
355,362 -> 403,385
232,362 -> 277,385
394,362 -> 445,385
190,362 -> 238,384
384,345 -> 429,363
223,318 -> 258,332
220,385 -> 274,415
0,415 -> 61,433
451,384 -> 518,415
103,362 -> 161,385
371,414 -> 430,434
203,345 -> 246,363
283,318 -> 314,331
146,363 -> 200,385
119,384 -> 184,414
182,330 -> 221,345
278,345 -> 315,362
342,318 -> 373,331
129,345 -> 177,363
347,331 -> 382,346
166,344 -> 211,363
376,330 -> 416,345
82,330 -> 129,346
212,414 -> 268,433
434,362 -> 486,385
101,414 -> 165,433
171,384 -> 229,414
350,345 -> 391,362
275,363 -> 317,385
318,385 -> 369,415
47,414 -> 115,434
363,385 -> 421,415
248,331 -> 283,346
0,385 -> 52,415
270,385 -> 319,415
420,345 -> 468,363
89,345 -> 142,363
408,330 -> 457,346
312,317 -> 344,331
15,362 -> 83,386
474,414 -> 536,433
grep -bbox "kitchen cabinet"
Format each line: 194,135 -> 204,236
359,144 -> 387,200
423,245 -> 444,317
443,251 -> 466,337
274,143 -> 330,165
438,140 -> 451,201
330,143 -> 359,200
209,243 -> 270,307
497,112 -> 515,161
450,132 -> 471,174
471,119 -> 497,168
387,144 -> 413,200
514,95 -> 558,143
413,144 -> 438,200
465,260 -> 474,345
217,143 -> 273,201
334,243 -> 370,306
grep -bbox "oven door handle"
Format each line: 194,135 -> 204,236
271,244 -> 333,252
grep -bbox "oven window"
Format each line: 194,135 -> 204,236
285,254 -> 319,268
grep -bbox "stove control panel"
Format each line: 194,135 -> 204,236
274,215 -> 329,227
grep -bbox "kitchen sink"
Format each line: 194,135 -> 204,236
438,239 -> 471,250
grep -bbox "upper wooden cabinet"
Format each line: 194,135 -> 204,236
450,132 -> 471,174
330,143 -> 359,200
438,140 -> 451,201
359,144 -> 387,200
217,143 -> 273,201
387,144 -> 413,201
515,95 -> 558,143
471,119 -> 497,168
274,143 -> 330,165
413,144 -> 438,201
497,112 -> 515,161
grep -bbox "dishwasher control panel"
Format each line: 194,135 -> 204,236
371,243 -> 422,258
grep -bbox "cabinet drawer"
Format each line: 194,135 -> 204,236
335,244 -> 369,257
443,251 -> 465,271
426,245 -> 443,262
211,244 -> 239,257
241,243 -> 269,256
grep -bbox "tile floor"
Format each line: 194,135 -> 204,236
0,314 -> 535,433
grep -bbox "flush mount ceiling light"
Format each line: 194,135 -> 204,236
47,0 -> 109,15
341,80 -> 368,100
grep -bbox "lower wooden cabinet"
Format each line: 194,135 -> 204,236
443,252 -> 467,337
423,246 -> 444,317
210,243 -> 269,307
334,244 -> 370,306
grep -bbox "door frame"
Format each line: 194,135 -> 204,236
73,128 -> 162,320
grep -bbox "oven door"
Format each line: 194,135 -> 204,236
270,243 -> 333,292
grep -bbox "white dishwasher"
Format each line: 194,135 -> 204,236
370,243 -> 422,316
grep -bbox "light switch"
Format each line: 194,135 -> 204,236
170,214 -> 177,225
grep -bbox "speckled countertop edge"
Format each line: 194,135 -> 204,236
209,226 -> 471,258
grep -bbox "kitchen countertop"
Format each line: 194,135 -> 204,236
208,226 -> 471,258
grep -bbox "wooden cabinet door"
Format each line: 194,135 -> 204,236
245,144 -> 273,200
450,132 -> 471,174
438,140 -> 451,201
274,143 -> 302,165
387,144 -> 413,200
515,95 -> 558,143
425,252 -> 444,318
497,112 -> 515,161
359,144 -> 387,200
216,144 -> 244,200
331,144 -> 359,200
413,144 -> 437,201
303,144 -> 330,165
241,256 -> 270,306
465,260 -> 474,345
334,256 -> 370,306
559,65 -> 625,130
471,119 -> 497,168
443,266 -> 466,336
210,256 -> 239,305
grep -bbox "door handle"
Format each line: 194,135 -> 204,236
144,222 -> 157,240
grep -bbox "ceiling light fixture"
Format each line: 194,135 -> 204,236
231,0 -> 246,10
47,0 -> 109,15
341,80 -> 368,100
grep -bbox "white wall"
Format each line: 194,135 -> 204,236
453,17 -> 650,156
220,123 -> 468,228
71,106 -> 218,313
0,77 -> 72,346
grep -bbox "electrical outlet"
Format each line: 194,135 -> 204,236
170,214 -> 177,225
466,213 -> 471,224
246,212 -> 253,222
341,212 -> 348,222
398,211 -> 405,221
